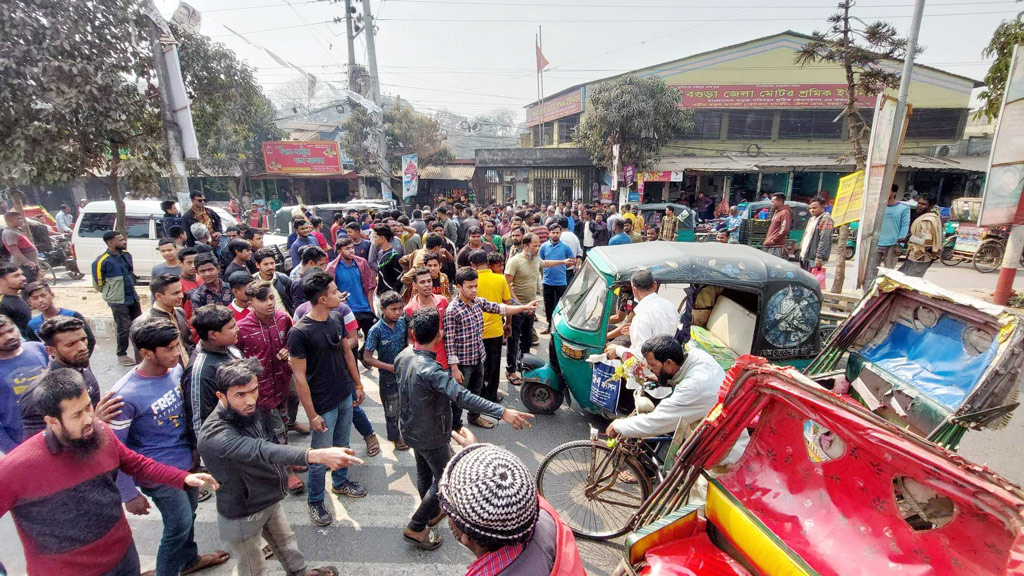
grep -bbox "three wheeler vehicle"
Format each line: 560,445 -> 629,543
520,242 -> 824,415
805,269 -> 1024,450
617,359 -> 1024,576
635,203 -> 698,242
738,200 -> 810,258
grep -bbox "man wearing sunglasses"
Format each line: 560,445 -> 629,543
182,191 -> 223,246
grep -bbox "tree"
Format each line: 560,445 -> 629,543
978,4 -> 1024,121
794,0 -> 909,292
270,76 -> 338,124
174,26 -> 284,209
0,0 -> 156,232
573,74 -> 693,170
340,97 -> 453,195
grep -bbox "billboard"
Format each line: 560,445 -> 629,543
526,88 -> 584,127
979,44 -> 1024,226
830,170 -> 865,226
675,84 -> 876,109
262,141 -> 343,175
402,154 -> 419,199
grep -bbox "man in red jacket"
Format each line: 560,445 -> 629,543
439,439 -> 585,576
0,369 -> 217,576
763,193 -> 793,259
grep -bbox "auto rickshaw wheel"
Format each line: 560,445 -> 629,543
520,380 -> 564,415
844,245 -> 854,260
939,242 -> 961,266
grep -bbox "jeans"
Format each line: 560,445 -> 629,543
542,283 -> 567,328
506,312 -> 535,375
381,391 -> 402,442
408,446 -> 452,532
482,337 -> 503,402
308,396 -> 354,503
110,300 -> 142,356
101,541 -> 140,576
451,362 -> 484,427
138,484 -> 199,576
354,310 -> 377,362
352,404 -> 374,438
228,503 -> 306,576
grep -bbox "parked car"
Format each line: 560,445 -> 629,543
72,200 -> 290,279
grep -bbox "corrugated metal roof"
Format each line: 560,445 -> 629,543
654,156 -> 757,172
418,164 -> 476,181
897,154 -> 988,172
655,154 -> 988,173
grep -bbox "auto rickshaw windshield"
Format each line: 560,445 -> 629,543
559,262 -> 609,332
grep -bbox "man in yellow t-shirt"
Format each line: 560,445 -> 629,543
471,249 -> 513,404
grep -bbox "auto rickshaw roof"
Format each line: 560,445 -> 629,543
587,241 -> 819,292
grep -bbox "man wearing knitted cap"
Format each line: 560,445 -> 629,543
439,442 -> 586,576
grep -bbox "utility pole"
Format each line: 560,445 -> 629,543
344,0 -> 357,92
361,0 -> 395,203
148,23 -> 190,201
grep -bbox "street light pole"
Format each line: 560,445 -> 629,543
148,23 -> 190,201
344,0 -> 357,92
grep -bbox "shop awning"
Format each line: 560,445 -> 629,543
897,154 -> 988,172
250,169 -> 359,180
418,164 -> 475,181
754,156 -> 855,171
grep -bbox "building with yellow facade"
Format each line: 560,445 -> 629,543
520,31 -> 987,207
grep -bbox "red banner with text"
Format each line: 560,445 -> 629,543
675,84 -> 875,109
262,141 -> 343,175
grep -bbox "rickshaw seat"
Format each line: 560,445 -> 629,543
521,353 -> 546,372
706,296 -> 755,357
704,479 -> 815,576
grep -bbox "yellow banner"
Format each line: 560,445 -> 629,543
831,170 -> 865,226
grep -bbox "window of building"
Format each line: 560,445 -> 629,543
778,110 -> 843,139
683,110 -> 723,140
542,122 -> 555,146
532,125 -> 542,148
557,115 -> 579,143
726,110 -> 774,139
905,108 -> 966,140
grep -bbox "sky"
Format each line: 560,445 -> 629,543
154,0 -> 1022,122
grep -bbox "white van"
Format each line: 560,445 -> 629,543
72,200 -> 290,279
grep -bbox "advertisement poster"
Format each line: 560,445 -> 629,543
600,185 -> 612,204
262,141 -> 343,174
675,83 -> 875,109
954,225 -> 986,254
624,164 -> 635,188
830,170 -> 865,226
402,153 -> 419,198
611,144 -> 620,192
980,44 -> 1024,226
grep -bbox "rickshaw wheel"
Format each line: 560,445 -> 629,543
973,240 -> 1004,274
939,243 -> 961,266
520,381 -> 564,415
844,246 -> 854,260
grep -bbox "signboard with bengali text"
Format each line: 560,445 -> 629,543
980,44 -> 1024,226
675,83 -> 875,109
526,88 -> 585,127
262,141 -> 343,175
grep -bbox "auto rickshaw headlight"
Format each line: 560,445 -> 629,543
561,341 -> 587,360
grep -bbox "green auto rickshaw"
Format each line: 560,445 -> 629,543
520,242 -> 824,415
739,200 -> 810,257
636,203 -> 698,242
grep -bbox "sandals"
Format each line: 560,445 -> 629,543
364,434 -> 381,457
118,355 -> 136,367
469,417 -> 495,429
307,567 -> 339,576
394,440 -> 410,451
181,551 -> 230,574
428,511 -> 447,527
404,528 -> 443,550
287,473 -> 306,495
197,488 -> 212,502
506,372 -> 523,387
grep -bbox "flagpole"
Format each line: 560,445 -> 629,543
539,25 -> 545,104
535,32 -> 541,105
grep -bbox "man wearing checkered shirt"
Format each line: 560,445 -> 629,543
444,267 -> 537,430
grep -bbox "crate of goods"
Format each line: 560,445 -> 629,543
740,219 -> 770,246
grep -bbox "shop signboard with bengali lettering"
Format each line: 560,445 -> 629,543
262,141 -> 343,174
675,84 -> 876,109
526,87 -> 585,127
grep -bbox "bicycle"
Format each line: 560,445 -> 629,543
536,427 -> 672,540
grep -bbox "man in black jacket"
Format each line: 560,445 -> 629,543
199,358 -> 360,576
182,304 -> 241,444
396,308 -> 533,549
182,191 -> 223,246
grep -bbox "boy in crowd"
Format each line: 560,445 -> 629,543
153,237 -> 184,277
236,281 -> 306,495
223,238 -> 256,278
288,270 -> 367,526
190,252 -> 233,309
396,308 -> 533,549
362,291 -> 408,451
135,273 -> 194,364
110,316 -> 230,576
289,246 -> 328,309
445,267 -> 538,430
183,304 -> 242,443
405,266 -> 450,372
227,271 -> 254,322
178,246 -> 202,319
24,281 -> 96,355
253,247 -> 294,315
0,314 -> 51,451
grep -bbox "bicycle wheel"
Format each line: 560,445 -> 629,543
37,261 -> 55,285
536,440 -> 651,540
939,241 -> 960,266
973,240 -> 1004,274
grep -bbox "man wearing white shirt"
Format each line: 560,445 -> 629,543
556,217 -> 582,284
55,204 -> 74,235
605,269 -> 677,360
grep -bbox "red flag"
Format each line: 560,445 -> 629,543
536,41 -> 549,73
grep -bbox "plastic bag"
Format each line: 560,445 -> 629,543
587,354 -> 621,412
812,266 -> 826,289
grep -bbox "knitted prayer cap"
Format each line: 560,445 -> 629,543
437,443 -> 539,549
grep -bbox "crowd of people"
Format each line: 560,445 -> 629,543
0,188 -> 949,576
